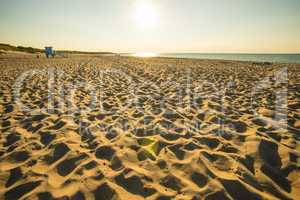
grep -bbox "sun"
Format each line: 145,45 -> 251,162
134,1 -> 158,27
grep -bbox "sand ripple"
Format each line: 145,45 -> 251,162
0,55 -> 300,200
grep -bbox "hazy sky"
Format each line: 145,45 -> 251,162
1,0 -> 300,53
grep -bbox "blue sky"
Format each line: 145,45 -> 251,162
0,0 -> 300,53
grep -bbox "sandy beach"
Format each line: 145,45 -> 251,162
0,53 -> 300,200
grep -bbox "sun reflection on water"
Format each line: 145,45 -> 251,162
132,52 -> 158,57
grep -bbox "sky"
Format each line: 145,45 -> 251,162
0,0 -> 300,53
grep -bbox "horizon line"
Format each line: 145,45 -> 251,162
1,42 -> 300,55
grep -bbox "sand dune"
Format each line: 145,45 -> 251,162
0,54 -> 300,200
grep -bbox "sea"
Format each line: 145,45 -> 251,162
127,53 -> 300,64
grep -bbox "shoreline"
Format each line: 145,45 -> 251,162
122,53 -> 300,64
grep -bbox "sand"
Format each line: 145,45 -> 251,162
0,53 -> 300,200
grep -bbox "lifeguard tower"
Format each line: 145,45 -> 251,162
45,46 -> 55,58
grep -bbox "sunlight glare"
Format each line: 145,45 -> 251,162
134,1 -> 158,27
132,52 -> 158,57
